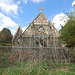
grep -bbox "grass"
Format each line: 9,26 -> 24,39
0,52 -> 11,75
0,52 -> 75,75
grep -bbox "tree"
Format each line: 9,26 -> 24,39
0,28 -> 13,46
60,19 -> 75,47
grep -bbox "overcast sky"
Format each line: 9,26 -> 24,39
0,0 -> 75,35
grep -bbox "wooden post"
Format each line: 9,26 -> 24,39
18,36 -> 22,62
32,35 -> 34,62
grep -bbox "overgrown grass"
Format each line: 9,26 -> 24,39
0,52 -> 75,75
0,52 -> 11,75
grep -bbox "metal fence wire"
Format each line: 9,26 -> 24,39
0,46 -> 75,64
0,46 -> 75,75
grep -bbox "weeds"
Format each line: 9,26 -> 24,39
0,52 -> 75,75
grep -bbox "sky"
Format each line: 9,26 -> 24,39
0,0 -> 75,35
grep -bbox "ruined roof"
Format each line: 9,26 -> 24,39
12,25 -> 22,42
22,11 -> 50,34
33,12 -> 49,23
14,8 -> 59,37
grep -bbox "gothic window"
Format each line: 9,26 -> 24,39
38,27 -> 43,30
40,33 -> 43,36
42,29 -> 44,32
38,27 -> 44,32
50,26 -> 51,29
40,37 -> 43,46
44,33 -> 47,36
35,27 -> 48,47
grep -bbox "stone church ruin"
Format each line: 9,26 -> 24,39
12,8 -> 69,63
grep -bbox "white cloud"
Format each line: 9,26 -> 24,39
0,12 -> 18,27
22,0 -> 44,4
19,7 -> 23,13
0,0 -> 45,15
31,0 -> 44,3
17,0 -> 21,5
10,28 -> 16,35
22,27 -> 27,32
49,15 -> 55,22
53,13 -> 69,31
0,26 -> 3,31
72,1 -> 75,6
0,0 -> 18,15
0,12 -> 18,34
64,0 -> 68,3
22,0 -> 28,4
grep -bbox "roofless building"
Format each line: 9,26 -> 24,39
12,8 -> 63,62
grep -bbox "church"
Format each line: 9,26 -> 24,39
12,7 -> 61,61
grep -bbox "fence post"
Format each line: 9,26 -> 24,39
18,36 -> 22,62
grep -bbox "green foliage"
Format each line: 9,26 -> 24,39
66,11 -> 75,19
0,28 -> 13,46
1,59 -> 75,75
60,19 -> 75,47
0,51 -> 75,75
0,52 -> 11,74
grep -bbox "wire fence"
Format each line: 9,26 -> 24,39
0,46 -> 75,75
0,46 -> 75,63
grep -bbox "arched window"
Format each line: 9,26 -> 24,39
35,27 -> 47,47
38,27 -> 44,32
